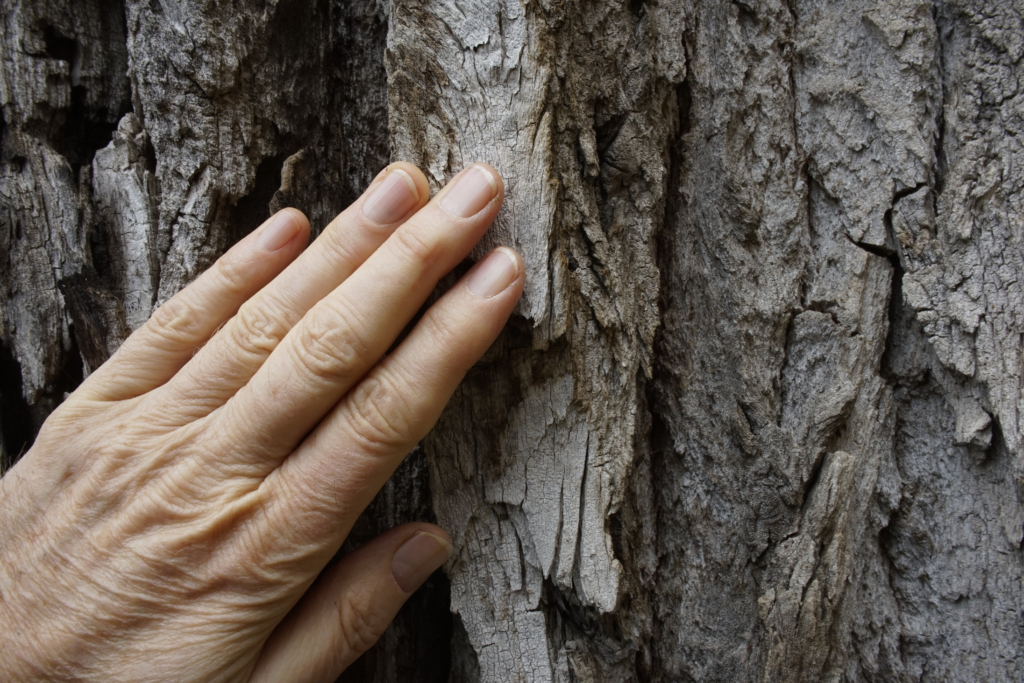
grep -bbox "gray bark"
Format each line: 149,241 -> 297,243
2,0 -> 1022,681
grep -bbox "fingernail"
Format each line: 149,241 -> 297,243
467,247 -> 520,298
363,168 -> 419,225
258,210 -> 301,251
440,165 -> 499,217
391,531 -> 453,593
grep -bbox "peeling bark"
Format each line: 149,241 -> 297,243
2,0 -> 1022,681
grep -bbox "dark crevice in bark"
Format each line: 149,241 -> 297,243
644,402 -> 673,679
892,183 -> 930,205
63,85 -> 128,179
0,342 -> 33,471
609,503 -> 625,564
793,157 -> 814,316
876,504 -> 903,620
676,80 -> 693,137
48,0 -> 132,178
875,183 -> 923,386
641,50 -> 692,682
847,234 -> 894,260
578,225 -> 611,298
89,215 -> 117,286
731,0 -> 757,26
233,151 -> 294,244
980,414 -> 1006,466
447,613 -> 480,683
59,268 -> 128,370
856,181 -> 917,382
879,246 -> 908,387
798,441 -> 828,513
41,25 -> 77,63
801,170 -> 826,309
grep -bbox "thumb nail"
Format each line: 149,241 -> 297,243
391,531 -> 453,593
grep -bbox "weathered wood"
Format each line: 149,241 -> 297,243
2,0 -> 1022,681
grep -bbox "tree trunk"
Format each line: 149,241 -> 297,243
2,0 -> 1022,680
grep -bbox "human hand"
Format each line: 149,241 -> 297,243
0,163 -> 522,682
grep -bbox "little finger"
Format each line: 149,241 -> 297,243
78,209 -> 309,402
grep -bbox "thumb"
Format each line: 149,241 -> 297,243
249,523 -> 453,683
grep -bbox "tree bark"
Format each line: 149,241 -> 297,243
2,0 -> 1022,681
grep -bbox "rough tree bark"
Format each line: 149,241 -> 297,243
1,0 -> 1022,681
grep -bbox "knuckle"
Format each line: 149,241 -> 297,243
271,476 -> 337,541
235,519 -> 280,572
212,252 -> 253,297
420,308 -> 465,363
345,374 -> 417,455
336,591 -> 391,657
392,226 -> 439,270
146,297 -> 202,345
290,302 -> 372,382
318,220 -> 363,266
229,300 -> 288,360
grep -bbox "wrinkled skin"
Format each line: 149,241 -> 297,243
0,163 -> 522,682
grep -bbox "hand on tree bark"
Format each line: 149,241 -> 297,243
0,163 -> 522,683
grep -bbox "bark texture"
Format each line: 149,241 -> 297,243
2,0 -> 1022,681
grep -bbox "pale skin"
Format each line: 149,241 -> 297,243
0,162 -> 523,682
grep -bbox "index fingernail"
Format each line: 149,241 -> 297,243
258,210 -> 302,251
363,168 -> 419,225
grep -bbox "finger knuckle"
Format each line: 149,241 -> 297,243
336,591 -> 390,657
290,303 -> 372,382
318,221 -> 363,266
235,518 -> 281,572
345,374 -> 417,455
146,297 -> 203,346
268,476 -> 337,542
229,300 -> 289,360
420,309 -> 465,364
392,227 -> 439,271
212,252 -> 253,297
